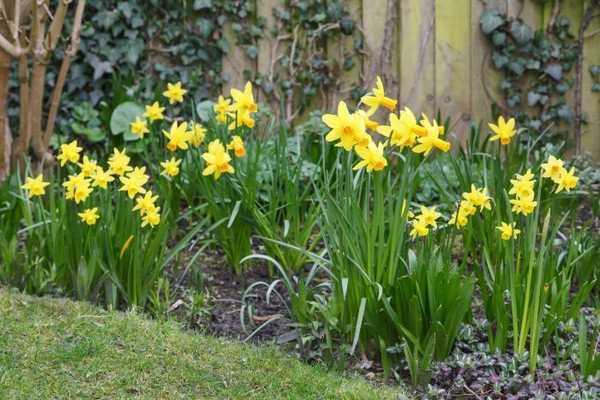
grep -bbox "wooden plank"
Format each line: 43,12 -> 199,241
255,0 -> 281,105
434,0 -> 471,144
362,0 -> 398,100
470,0 -> 506,125
581,0 -> 600,160
331,0 -> 362,108
222,16 -> 256,93
399,0 -> 436,115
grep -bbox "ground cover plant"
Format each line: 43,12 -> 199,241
0,73 -> 599,399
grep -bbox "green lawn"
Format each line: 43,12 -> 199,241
0,288 -> 407,399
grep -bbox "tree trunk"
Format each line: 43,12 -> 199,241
0,49 -> 11,180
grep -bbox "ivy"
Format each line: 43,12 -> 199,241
480,10 -> 578,141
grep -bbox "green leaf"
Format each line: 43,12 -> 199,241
480,9 -> 505,34
509,20 -> 533,45
196,100 -> 214,122
110,102 -> 144,138
544,64 -> 563,81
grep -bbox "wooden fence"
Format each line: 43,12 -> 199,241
222,0 -> 600,159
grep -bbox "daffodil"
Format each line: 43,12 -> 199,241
361,76 -> 397,115
163,81 -> 187,104
21,174 -> 49,198
163,121 -> 190,152
161,157 -> 182,177
510,196 -> 537,216
376,107 -> 424,148
56,140 -> 82,166
202,139 -> 234,180
133,191 -> 159,216
353,141 -> 387,172
463,185 -> 492,211
63,173 -> 92,204
119,167 -> 148,199
541,155 -> 564,184
417,205 -> 441,229
489,116 -> 516,145
144,102 -> 165,121
497,222 -> 520,240
410,218 -> 429,239
412,115 -> 451,156
214,95 -> 232,123
556,167 -> 578,193
449,209 -> 469,229
227,135 -> 246,158
78,208 -> 99,225
79,156 -> 98,177
229,82 -> 257,129
189,122 -> 206,147
142,208 -> 161,228
509,169 -> 536,200
357,110 -> 379,130
91,166 -> 114,189
130,117 -> 149,138
322,101 -> 369,151
108,148 -> 132,176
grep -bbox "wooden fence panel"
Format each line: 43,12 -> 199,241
582,0 -> 600,157
399,0 -> 436,115
220,0 -> 599,158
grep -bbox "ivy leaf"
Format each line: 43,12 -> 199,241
110,102 -> 144,140
527,91 -> 541,106
92,61 -> 113,80
509,20 -> 533,45
480,9 -> 505,34
544,64 -> 563,81
193,0 -> 213,10
492,51 -> 509,68
508,60 -> 525,76
492,31 -> 506,46
195,100 -> 214,122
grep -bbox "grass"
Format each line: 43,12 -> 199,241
0,288 -> 406,399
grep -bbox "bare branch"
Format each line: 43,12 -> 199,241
43,0 -> 85,147
47,0 -> 71,50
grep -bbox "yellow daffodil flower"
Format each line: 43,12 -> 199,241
119,167 -> 148,199
144,102 -> 165,121
412,115 -> 451,156
108,148 -> 132,176
488,116 -> 517,145
353,141 -> 387,172
227,135 -> 246,158
161,157 -> 182,177
163,121 -> 190,152
63,173 -> 92,204
361,76 -> 398,115
410,218 -> 429,239
509,169 -> 535,200
322,101 -> 369,151
130,117 -> 149,138
163,81 -> 187,104
417,205 -> 442,229
91,166 -> 114,189
141,207 -> 161,227
214,95 -> 232,123
56,140 -> 83,166
189,122 -> 206,147
497,222 -> 520,240
556,167 -> 578,193
510,196 -> 537,216
202,139 -> 234,180
79,156 -> 98,177
21,174 -> 50,198
541,155 -> 564,184
78,207 -> 99,225
463,185 -> 492,211
376,108 -> 425,149
133,191 -> 159,216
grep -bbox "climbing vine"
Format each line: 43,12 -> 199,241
480,9 -> 578,142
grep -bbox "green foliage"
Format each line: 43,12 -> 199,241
109,102 -> 144,141
480,10 -> 578,142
